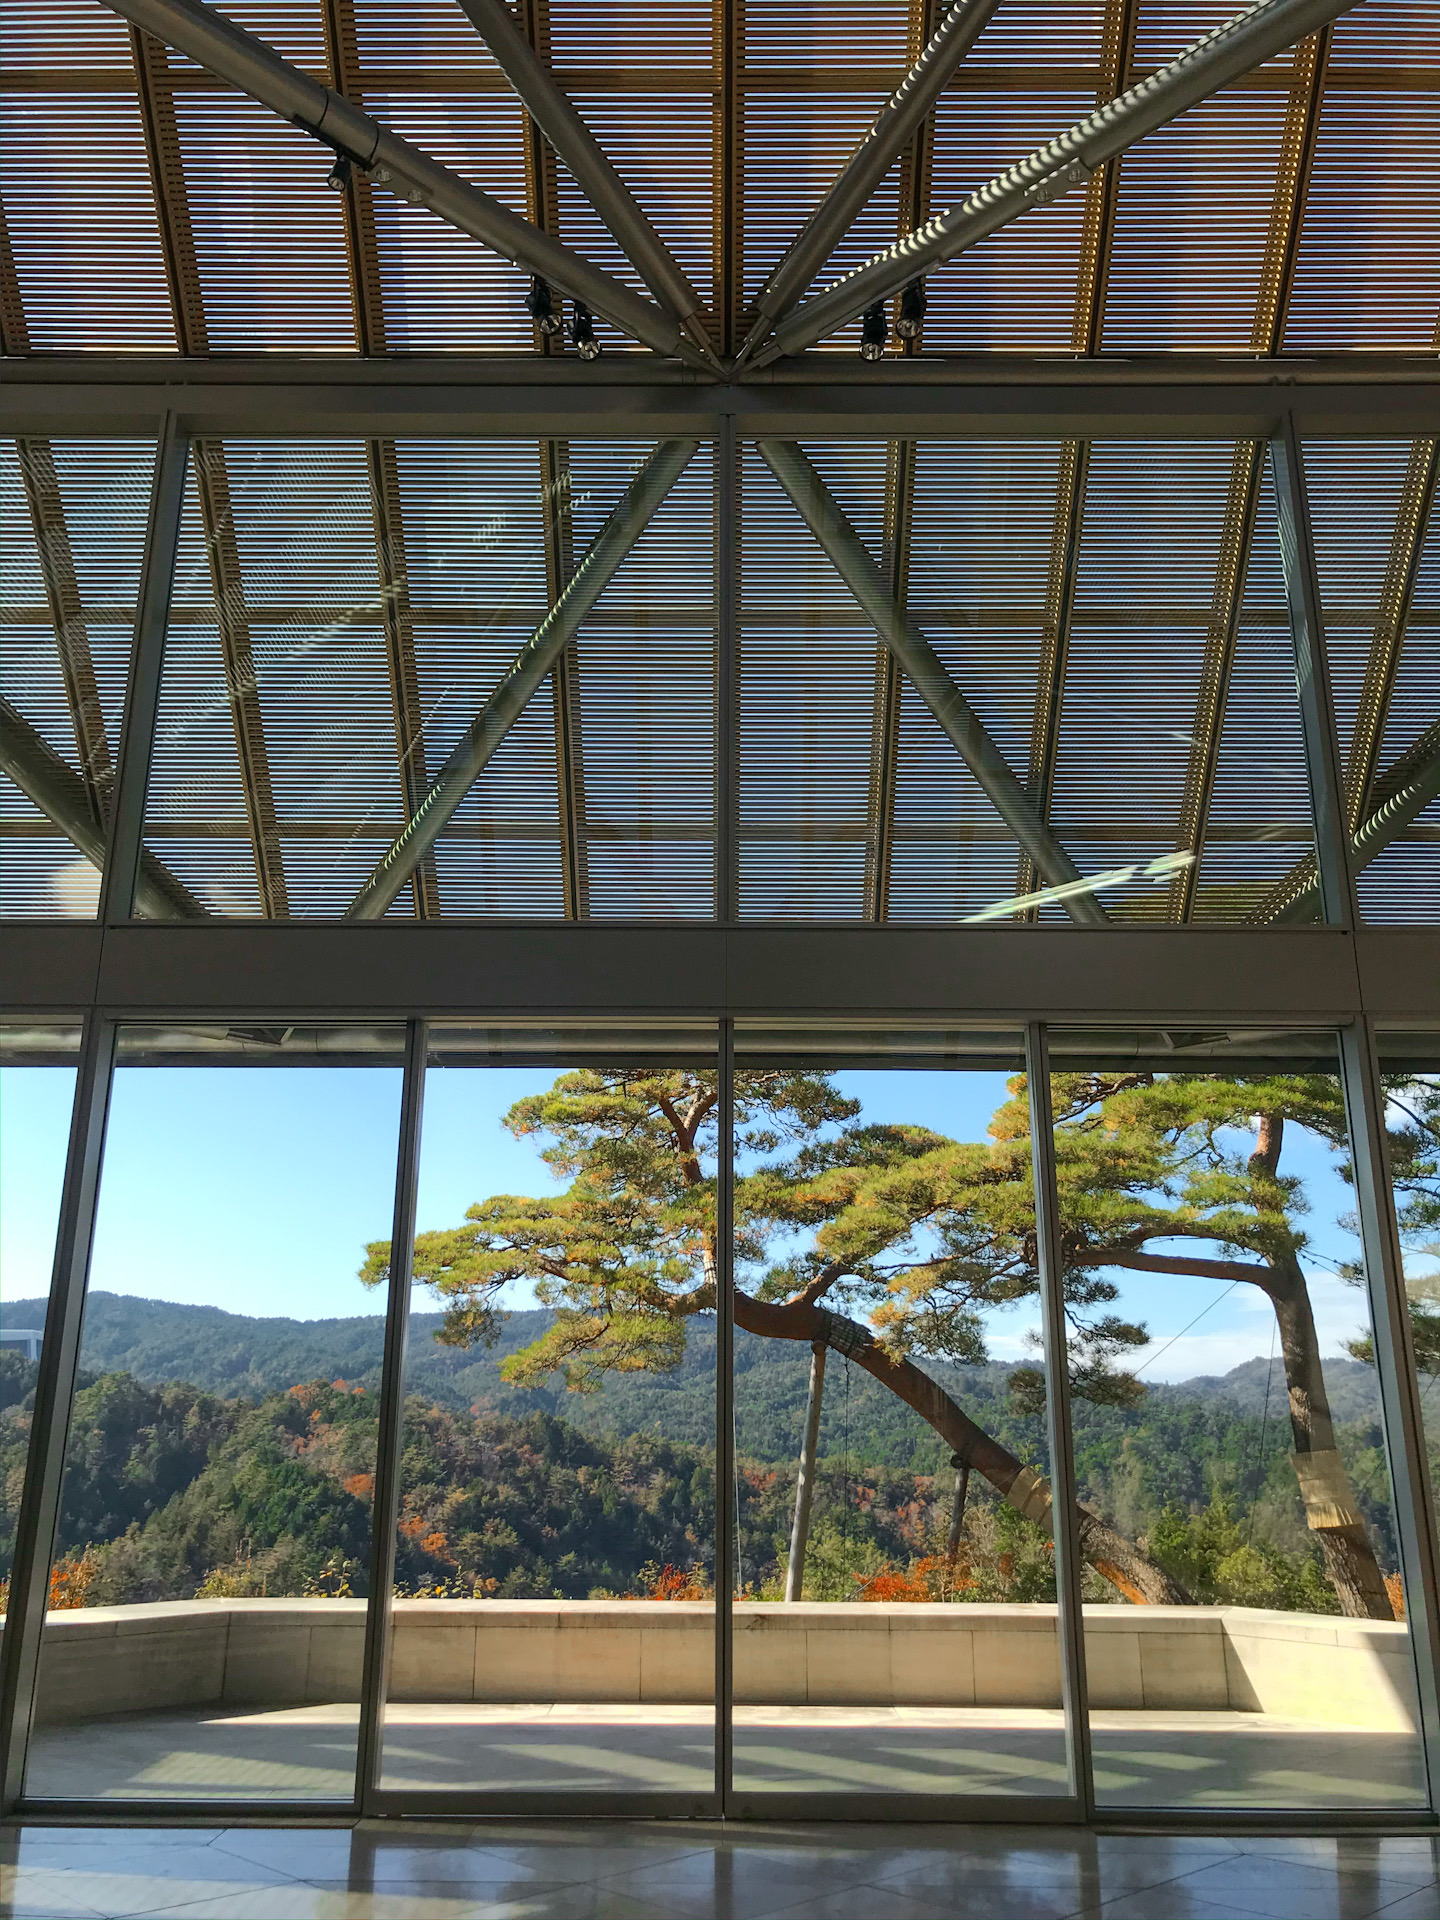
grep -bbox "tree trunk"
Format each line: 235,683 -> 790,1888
784,1343 -> 825,1602
735,1290 -> 1191,1606
1268,1253 -> 1393,1620
945,1458 -> 970,1567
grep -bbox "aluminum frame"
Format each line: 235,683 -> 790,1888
0,405 -> 1436,1828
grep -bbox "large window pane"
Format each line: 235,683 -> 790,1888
729,1025 -> 1071,1805
377,1023 -> 717,1805
25,1024 -> 405,1803
1,439 -> 156,918
1047,1026 -> 1426,1811
0,1023 -> 81,1602
138,437 -> 716,920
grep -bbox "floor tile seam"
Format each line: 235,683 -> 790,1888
1180,1857 -> 1440,1906
744,1879 -> 972,1920
1371,1881 -> 1440,1915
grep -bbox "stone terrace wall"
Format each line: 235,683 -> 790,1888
14,1600 -> 1420,1733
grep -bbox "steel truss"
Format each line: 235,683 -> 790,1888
0,393 -> 1437,1828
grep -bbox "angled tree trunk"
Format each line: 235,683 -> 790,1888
735,1290 -> 1192,1606
1267,1251 -> 1392,1620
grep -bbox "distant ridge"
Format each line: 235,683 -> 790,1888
1,1288 -> 1383,1436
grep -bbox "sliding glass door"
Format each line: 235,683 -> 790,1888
375,1023 -> 718,1812
728,1024 -> 1075,1813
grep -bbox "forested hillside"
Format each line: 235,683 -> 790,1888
0,1296 -> 1405,1613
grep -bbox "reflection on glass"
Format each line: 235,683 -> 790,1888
0,1024 -> 81,1605
25,1025 -> 404,1802
377,1024 -> 717,1802
1375,1031 -> 1440,1533
729,1026 -> 1068,1802
1046,1027 -> 1425,1810
0,439 -> 156,919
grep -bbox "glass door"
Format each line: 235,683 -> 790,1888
375,1022 -> 719,1812
728,1023 -> 1077,1814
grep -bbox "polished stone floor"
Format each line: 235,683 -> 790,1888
2,1819 -> 1438,1920
23,1705 -> 1428,1812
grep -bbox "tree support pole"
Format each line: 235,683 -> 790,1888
785,1343 -> 826,1602
732,1290 -> 1189,1605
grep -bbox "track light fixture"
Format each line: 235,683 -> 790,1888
571,303 -> 601,361
859,301 -> 888,362
896,280 -> 926,339
326,155 -> 353,193
525,275 -> 562,336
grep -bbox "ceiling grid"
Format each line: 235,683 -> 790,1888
0,0 -> 1434,927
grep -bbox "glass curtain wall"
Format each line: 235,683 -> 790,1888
1045,1026 -> 1427,1812
24,1025 -> 405,1803
728,1025 -> 1073,1808
0,1024 -> 81,1606
376,1023 -> 718,1807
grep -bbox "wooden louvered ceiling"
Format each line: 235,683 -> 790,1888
0,1 -> 1436,928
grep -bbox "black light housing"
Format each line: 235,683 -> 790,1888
859,301 -> 888,362
896,280 -> 926,339
326,155 -> 353,194
571,303 -> 601,361
525,275 -> 562,336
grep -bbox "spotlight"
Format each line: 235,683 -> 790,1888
326,154 -> 353,193
571,303 -> 601,361
896,280 -> 926,340
859,301 -> 888,362
525,275 -> 562,336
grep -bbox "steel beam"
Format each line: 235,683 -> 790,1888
1345,440 -> 1438,835
367,438 -> 438,920
8,360 -> 1436,446
194,442 -> 289,919
98,415 -> 197,925
752,0 -> 1359,363
1271,414 -> 1358,926
1167,441 -> 1264,922
346,438 -> 700,919
6,922 -> 1421,1025
98,0 -> 708,367
737,0 -> 1001,361
757,440 -> 1110,924
0,700 -> 203,922
454,0 -> 717,360
1260,721 -> 1440,925
15,441 -> 112,822
1021,441 -> 1087,913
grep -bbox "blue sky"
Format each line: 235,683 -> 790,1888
0,1061 -> 1374,1383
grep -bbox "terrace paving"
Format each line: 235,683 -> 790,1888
24,1704 -> 1428,1810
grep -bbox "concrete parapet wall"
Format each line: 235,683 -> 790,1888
14,1599 -> 1419,1733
